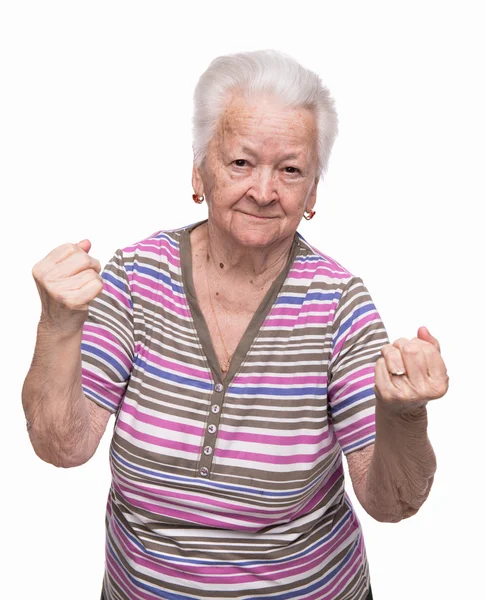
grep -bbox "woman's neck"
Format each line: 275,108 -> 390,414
196,220 -> 294,286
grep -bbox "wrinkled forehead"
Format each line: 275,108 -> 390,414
216,93 -> 317,153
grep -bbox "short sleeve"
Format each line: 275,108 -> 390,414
81,249 -> 134,414
327,277 -> 389,455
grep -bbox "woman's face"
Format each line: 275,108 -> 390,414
193,94 -> 319,250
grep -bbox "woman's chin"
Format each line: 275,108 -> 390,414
231,226 -> 280,248
228,213 -> 283,247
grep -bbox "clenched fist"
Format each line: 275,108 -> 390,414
32,239 -> 104,334
374,326 -> 449,416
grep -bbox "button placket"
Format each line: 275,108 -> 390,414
198,381 -> 225,478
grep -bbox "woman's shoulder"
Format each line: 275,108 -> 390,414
295,232 -> 357,283
117,221 -> 199,259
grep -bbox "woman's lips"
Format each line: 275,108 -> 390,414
239,212 -> 276,220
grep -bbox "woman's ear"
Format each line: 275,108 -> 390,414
192,163 -> 204,196
306,177 -> 319,212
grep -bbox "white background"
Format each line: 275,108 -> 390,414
1,1 -> 483,598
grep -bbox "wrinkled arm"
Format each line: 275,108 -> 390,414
22,321 -> 111,468
347,404 -> 436,522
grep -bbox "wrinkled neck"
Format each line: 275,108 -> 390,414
201,220 -> 294,284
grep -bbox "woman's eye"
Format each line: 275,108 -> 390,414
284,166 -> 300,174
233,159 -> 248,167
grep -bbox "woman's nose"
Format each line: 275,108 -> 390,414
247,169 -> 278,205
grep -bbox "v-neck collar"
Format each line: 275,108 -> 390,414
179,220 -> 301,387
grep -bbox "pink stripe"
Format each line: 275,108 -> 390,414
270,306 -> 300,316
133,241 -> 181,268
122,402 -> 205,437
129,272 -> 178,297
333,311 -> 380,357
285,467 -> 342,522
297,247 -> 351,275
108,504 -> 360,585
82,329 -> 132,370
331,375 -> 375,402
288,267 -> 349,280
295,314 -> 332,325
232,374 -> 327,385
329,366 -> 375,397
214,438 -> 333,465
141,348 -> 211,380
131,281 -> 191,318
265,314 -> 332,327
81,370 -> 122,404
270,305 -> 335,317
113,483 -> 261,530
349,311 -> 380,336
102,280 -> 131,310
217,427 -> 328,446
263,318 -> 298,328
338,418 -> 376,447
333,336 -> 346,357
306,550 -> 362,600
125,235 -> 178,253
106,552 -> 159,600
115,468 -> 326,521
115,480 -> 295,524
341,424 -> 376,448
337,414 -> 375,435
117,420 -> 202,455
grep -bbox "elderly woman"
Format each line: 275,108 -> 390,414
23,50 -> 448,600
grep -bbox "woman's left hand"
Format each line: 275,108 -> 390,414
375,326 -> 449,415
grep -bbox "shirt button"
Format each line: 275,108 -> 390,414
203,446 -> 213,456
200,467 -> 209,477
215,383 -> 223,392
207,424 -> 217,434
211,405 -> 220,414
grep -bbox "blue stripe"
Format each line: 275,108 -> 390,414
245,538 -> 360,600
331,387 -> 374,414
111,448 -> 334,499
344,434 -> 376,453
333,303 -> 376,349
228,385 -> 327,397
81,342 -> 129,379
106,537 -> 200,600
82,387 -> 117,412
294,255 -> 327,263
306,291 -> 341,302
152,233 -> 180,248
102,271 -> 133,310
124,263 -> 184,295
276,295 -> 305,306
107,505 -> 352,568
276,291 -> 340,306
102,270 -> 126,293
134,356 -> 212,391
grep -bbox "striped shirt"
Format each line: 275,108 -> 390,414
81,220 -> 388,600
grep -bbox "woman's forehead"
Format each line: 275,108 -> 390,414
217,95 -> 317,151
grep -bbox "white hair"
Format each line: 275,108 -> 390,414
192,49 -> 339,177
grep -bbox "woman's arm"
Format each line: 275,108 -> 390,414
22,321 -> 111,468
347,326 -> 447,522
22,239 -> 111,468
347,406 -> 436,522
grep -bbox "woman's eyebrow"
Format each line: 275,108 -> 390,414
236,146 -> 303,162
239,145 -> 259,158
280,152 -> 301,161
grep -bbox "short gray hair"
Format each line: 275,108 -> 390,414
192,49 -> 339,177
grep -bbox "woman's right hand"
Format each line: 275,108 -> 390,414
32,239 -> 104,334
